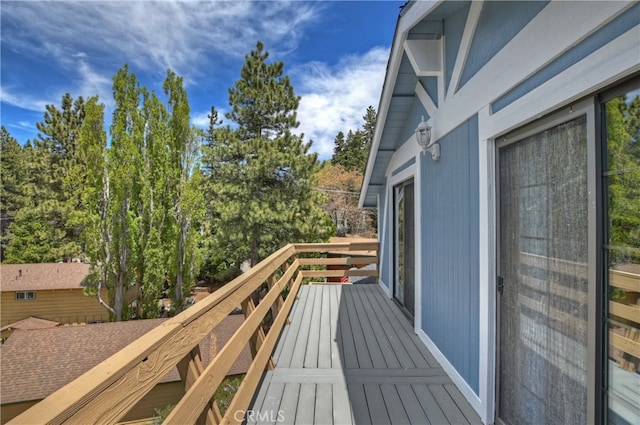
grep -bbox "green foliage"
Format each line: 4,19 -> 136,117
325,106 -> 378,236
0,126 -> 25,217
152,403 -> 175,425
331,105 -> 376,173
3,94 -> 87,263
76,66 -> 204,321
202,42 -> 334,275
605,95 -> 640,263
162,70 -> 205,312
0,127 -> 26,259
214,375 -> 244,416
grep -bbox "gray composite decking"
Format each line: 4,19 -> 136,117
248,284 -> 482,425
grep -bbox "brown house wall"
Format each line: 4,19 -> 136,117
1,289 -> 110,327
121,382 -> 184,423
0,401 -> 38,424
1,382 -> 183,424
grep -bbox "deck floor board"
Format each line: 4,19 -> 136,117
249,284 -> 482,424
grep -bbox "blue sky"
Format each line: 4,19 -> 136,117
1,1 -> 404,160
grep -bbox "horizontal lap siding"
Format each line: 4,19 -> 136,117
1,290 -> 110,326
421,115 -> 480,394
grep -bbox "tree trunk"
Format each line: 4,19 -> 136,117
250,237 -> 260,268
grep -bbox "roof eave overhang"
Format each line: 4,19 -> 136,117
359,1 -> 443,208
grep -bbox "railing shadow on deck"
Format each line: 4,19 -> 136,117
8,242 -> 378,425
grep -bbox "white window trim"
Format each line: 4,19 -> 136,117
15,291 -> 36,301
385,139 -> 422,335
481,98 -> 597,425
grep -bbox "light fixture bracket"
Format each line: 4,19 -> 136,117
415,116 -> 439,160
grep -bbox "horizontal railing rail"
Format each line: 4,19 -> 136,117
519,251 -> 640,373
294,242 -> 379,282
8,242 -> 378,425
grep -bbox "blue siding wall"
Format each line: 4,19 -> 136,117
421,115 -> 480,394
460,1 -> 549,88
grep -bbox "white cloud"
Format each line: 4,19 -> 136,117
191,111 -> 212,129
294,47 -> 389,160
77,61 -> 113,108
0,86 -> 55,112
1,1 -> 324,81
191,107 -> 229,130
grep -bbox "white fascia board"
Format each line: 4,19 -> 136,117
481,24 -> 640,141
398,1 -> 442,35
415,81 -> 438,117
429,0 -> 633,144
446,0 -> 483,100
359,0 -> 443,208
359,26 -> 405,207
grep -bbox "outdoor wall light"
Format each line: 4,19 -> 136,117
415,116 -> 440,160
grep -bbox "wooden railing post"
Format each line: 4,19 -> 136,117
177,347 -> 222,425
241,296 -> 275,370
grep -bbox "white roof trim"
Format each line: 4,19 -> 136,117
359,0 -> 443,208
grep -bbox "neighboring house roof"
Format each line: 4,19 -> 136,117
1,263 -> 90,292
1,314 -> 251,405
0,317 -> 60,332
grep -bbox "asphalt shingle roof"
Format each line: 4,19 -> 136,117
1,314 -> 251,404
1,263 -> 91,292
0,317 -> 60,332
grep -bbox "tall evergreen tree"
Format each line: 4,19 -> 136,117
331,106 -> 376,173
0,127 -> 24,253
4,94 -> 87,262
1,127 -> 25,260
203,41 -> 333,274
331,131 -> 347,167
361,105 -> 377,160
36,93 -> 86,196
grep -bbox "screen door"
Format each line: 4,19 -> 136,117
497,115 -> 589,425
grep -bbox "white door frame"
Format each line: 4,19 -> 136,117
385,141 -> 422,335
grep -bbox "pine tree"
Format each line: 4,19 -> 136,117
0,127 -> 25,259
36,93 -> 86,197
4,94 -> 87,262
203,41 -> 333,275
361,105 -> 377,166
331,131 -> 347,168
331,106 -> 376,173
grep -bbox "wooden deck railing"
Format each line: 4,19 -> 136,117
519,252 -> 640,368
8,242 -> 378,425
609,268 -> 640,369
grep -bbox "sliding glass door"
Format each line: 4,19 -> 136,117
602,83 -> 640,425
394,179 -> 415,317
